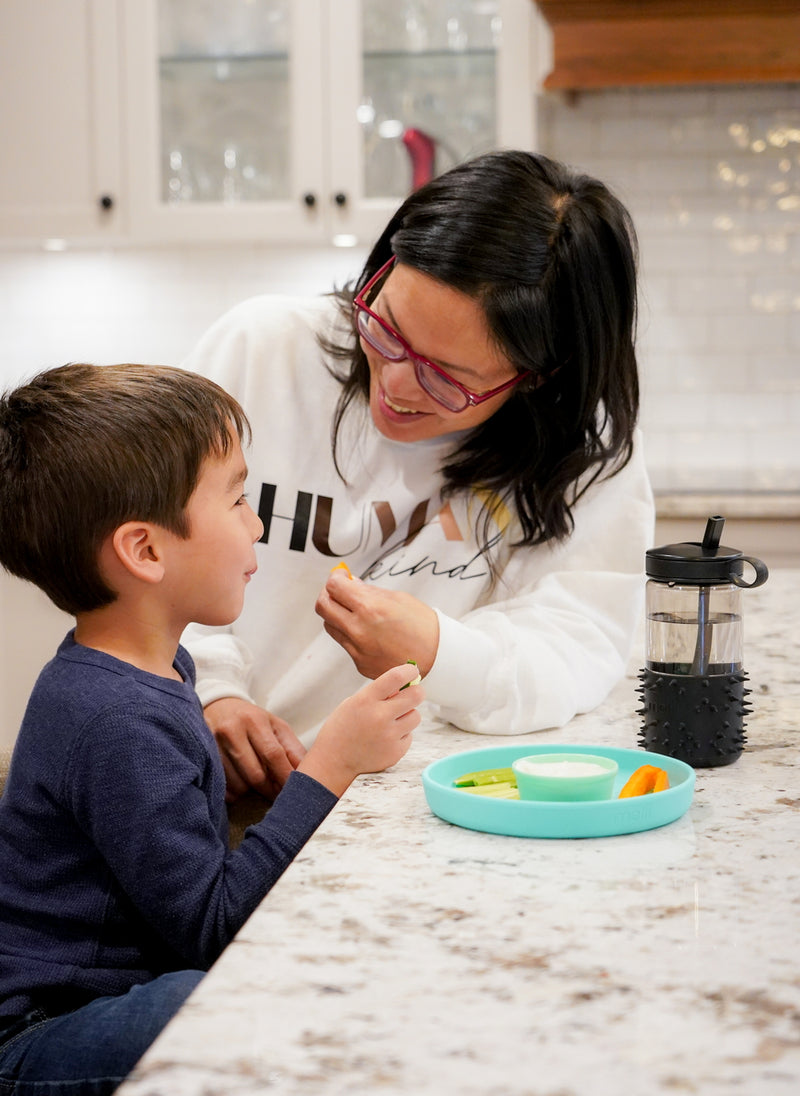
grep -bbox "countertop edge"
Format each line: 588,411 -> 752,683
655,492 -> 800,519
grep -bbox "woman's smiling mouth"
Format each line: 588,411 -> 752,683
383,393 -> 421,415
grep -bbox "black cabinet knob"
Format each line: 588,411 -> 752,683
98,194 -> 114,211
302,192 -> 317,208
333,192 -> 347,207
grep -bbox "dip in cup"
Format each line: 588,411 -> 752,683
512,753 -> 618,802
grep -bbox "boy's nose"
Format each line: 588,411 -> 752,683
248,503 -> 264,543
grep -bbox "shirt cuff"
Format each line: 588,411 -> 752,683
194,676 -> 255,710
422,609 -> 496,714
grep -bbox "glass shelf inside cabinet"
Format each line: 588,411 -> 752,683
360,1 -> 501,199
157,0 -> 290,204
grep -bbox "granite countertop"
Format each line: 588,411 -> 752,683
118,570 -> 800,1096
655,492 -> 800,520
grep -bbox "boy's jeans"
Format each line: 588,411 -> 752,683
0,969 -> 204,1095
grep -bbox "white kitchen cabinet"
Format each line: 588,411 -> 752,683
123,0 -> 537,245
0,0 -> 124,242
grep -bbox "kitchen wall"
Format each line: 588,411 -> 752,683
1,80 -> 799,746
539,81 -> 800,495
1,84 -> 798,495
0,244 -> 368,393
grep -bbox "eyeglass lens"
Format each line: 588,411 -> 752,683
356,309 -> 404,360
356,308 -> 469,411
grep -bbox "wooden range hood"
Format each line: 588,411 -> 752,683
536,1 -> 800,90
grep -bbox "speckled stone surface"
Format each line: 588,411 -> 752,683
655,493 -> 800,519
118,570 -> 800,1096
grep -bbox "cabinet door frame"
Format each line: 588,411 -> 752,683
0,0 -> 124,242
123,0 -> 328,243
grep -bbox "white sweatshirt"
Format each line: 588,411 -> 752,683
181,293 -> 655,741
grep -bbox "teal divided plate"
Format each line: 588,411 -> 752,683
422,744 -> 695,839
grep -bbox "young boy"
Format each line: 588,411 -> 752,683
0,363 -> 423,1094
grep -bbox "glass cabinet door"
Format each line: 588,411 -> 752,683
125,0 -> 326,241
157,0 -> 291,205
124,0 -> 535,243
359,1 -> 503,200
328,0 -> 535,242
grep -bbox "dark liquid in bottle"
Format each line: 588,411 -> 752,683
638,666 -> 750,768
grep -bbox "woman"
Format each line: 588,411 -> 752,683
181,150 -> 654,800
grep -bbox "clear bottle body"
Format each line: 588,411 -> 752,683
645,580 -> 743,676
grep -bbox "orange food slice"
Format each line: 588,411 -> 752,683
618,764 -> 670,798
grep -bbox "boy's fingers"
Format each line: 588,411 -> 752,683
394,709 -> 422,735
396,683 -> 424,709
384,684 -> 425,722
375,662 -> 423,697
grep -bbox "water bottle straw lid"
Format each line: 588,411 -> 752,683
646,515 -> 768,588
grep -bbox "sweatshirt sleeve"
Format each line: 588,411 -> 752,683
67,705 -> 337,969
180,624 -> 256,708
422,439 -> 655,735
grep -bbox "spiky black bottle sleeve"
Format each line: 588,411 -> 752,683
637,667 -> 752,768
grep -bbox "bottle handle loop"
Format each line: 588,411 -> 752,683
732,555 -> 769,589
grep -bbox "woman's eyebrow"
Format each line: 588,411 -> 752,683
382,299 -> 484,381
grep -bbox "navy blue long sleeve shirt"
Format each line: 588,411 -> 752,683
0,633 -> 337,1023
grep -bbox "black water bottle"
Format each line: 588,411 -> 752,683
638,516 -> 768,767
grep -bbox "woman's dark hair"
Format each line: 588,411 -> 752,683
0,362 -> 249,615
324,149 -> 640,548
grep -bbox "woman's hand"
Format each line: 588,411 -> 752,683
315,570 -> 440,680
203,697 -> 307,802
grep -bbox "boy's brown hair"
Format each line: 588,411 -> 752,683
0,362 -> 250,615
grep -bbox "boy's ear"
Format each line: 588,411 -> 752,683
109,522 -> 166,585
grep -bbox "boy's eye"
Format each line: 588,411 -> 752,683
234,493 -> 248,506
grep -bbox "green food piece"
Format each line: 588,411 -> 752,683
453,766 -> 517,787
400,659 -> 422,691
460,783 -> 519,799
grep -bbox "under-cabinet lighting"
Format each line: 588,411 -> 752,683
332,234 -> 359,248
43,239 -> 67,251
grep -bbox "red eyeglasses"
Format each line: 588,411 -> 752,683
353,257 -> 529,413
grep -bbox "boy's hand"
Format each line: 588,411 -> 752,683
299,663 -> 424,797
315,571 -> 439,681
204,697 -> 306,803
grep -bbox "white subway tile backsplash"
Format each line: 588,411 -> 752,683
540,81 -> 799,491
640,391 -> 711,432
788,313 -> 800,351
636,155 -> 713,195
709,312 -> 788,353
643,351 -> 749,394
632,87 -> 715,119
663,116 -> 733,156
710,391 -> 790,430
753,430 -> 800,474
788,233 -> 800,269
639,313 -> 711,354
750,353 -> 800,392
641,232 -> 713,273
596,115 -> 672,156
712,84 -> 799,114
